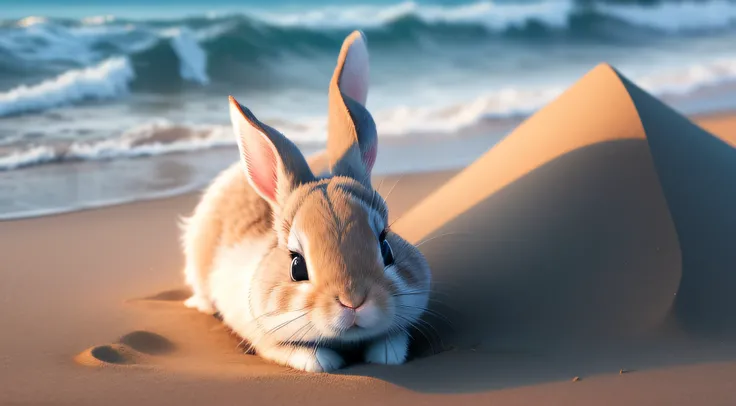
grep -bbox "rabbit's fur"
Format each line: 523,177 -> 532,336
180,31 -> 431,372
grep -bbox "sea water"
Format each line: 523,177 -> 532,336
2,0 -> 736,218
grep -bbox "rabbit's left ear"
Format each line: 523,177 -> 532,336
229,96 -> 315,210
327,30 -> 377,186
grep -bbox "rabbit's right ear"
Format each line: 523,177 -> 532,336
229,96 -> 315,211
327,30 -> 377,187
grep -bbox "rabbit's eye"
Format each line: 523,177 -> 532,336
379,230 -> 394,266
290,252 -> 309,282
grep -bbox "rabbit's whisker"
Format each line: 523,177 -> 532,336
394,293 -> 458,314
393,313 -> 442,356
394,289 -> 454,298
397,304 -> 455,328
415,232 -> 529,249
285,323 -> 317,365
375,177 -> 386,196
244,311 -> 310,354
382,175 -> 403,205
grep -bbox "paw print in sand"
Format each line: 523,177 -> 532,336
75,331 -> 174,367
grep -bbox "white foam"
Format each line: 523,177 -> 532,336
257,0 -> 573,30
0,57 -> 135,117
637,58 -> 736,95
254,0 -> 736,32
66,121 -> 232,160
0,121 -> 235,170
0,145 -> 57,170
16,16 -> 48,27
163,27 -> 210,85
373,86 -> 563,136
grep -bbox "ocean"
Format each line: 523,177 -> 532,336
1,0 -> 736,218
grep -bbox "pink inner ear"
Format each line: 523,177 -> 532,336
241,133 -> 278,203
339,34 -> 369,106
230,98 -> 279,203
341,72 -> 367,105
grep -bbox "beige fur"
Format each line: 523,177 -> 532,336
180,162 -> 271,314
180,30 -> 431,372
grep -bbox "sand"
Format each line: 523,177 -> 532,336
2,64 -> 736,405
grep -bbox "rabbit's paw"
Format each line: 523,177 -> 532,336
364,332 -> 409,365
183,295 -> 216,315
262,345 -> 346,373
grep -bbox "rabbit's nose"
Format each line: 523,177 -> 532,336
337,294 -> 366,310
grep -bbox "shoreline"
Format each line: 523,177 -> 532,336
2,108 -> 735,222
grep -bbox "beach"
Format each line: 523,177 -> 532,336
3,61 -> 736,405
4,0 -> 736,403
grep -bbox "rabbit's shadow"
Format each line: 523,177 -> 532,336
339,338 -> 736,393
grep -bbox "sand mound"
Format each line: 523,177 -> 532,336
394,63 -> 693,351
615,76 -> 736,334
75,344 -> 145,367
118,330 -> 175,354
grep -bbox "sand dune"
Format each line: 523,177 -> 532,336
616,75 -> 736,334
2,64 -> 736,405
395,63 -> 683,347
394,65 -> 736,349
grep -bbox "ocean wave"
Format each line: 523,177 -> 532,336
0,57 -> 134,117
383,56 -> 736,135
66,121 -> 232,160
4,54 -> 736,171
197,0 -> 736,33
0,144 -> 57,170
0,121 -> 232,170
637,57 -> 736,96
597,0 -> 736,32
0,25 -> 210,116
2,1 -> 736,86
253,1 -> 573,30
162,27 -> 210,85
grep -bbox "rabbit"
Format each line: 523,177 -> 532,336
179,30 -> 431,373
